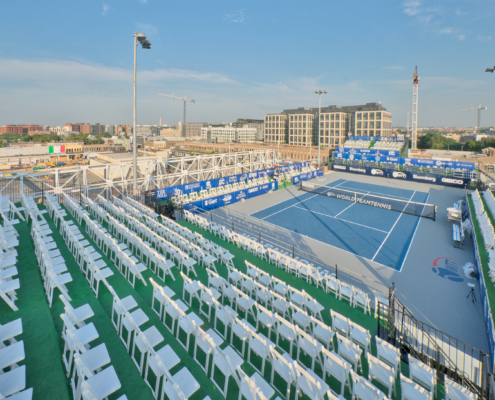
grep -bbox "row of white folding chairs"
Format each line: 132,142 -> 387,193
82,195 -> 107,225
122,195 -> 158,220
0,317 -> 30,399
483,190 -> 495,217
57,215 -> 114,298
0,219 -> 19,311
112,213 -> 197,279
31,215 -> 73,308
196,272 -> 368,400
83,213 -> 147,289
60,312 -> 127,400
97,196 -> 127,223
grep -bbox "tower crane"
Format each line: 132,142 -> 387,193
158,93 -> 195,137
460,104 -> 487,134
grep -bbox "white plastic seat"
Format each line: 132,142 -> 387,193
80,366 -> 122,400
270,349 -> 297,400
0,365 -> 26,398
161,366 -> 200,400
349,320 -> 371,355
211,346 -> 244,397
367,353 -> 395,397
376,336 -> 400,376
330,310 -> 349,337
321,348 -> 351,395
400,374 -> 430,400
294,363 -> 331,400
296,326 -> 323,371
144,346 -> 180,399
336,333 -> 362,373
409,356 -> 436,393
0,318 -> 23,348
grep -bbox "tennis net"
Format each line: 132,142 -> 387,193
300,182 -> 436,220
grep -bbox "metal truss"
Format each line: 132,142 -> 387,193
0,149 -> 275,199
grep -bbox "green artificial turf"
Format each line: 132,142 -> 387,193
467,195 -> 495,322
0,216 -> 71,400
2,196 -> 452,400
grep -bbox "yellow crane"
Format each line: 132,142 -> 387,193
158,93 -> 196,137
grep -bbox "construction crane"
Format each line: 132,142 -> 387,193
411,66 -> 420,151
158,93 -> 195,137
461,104 -> 487,134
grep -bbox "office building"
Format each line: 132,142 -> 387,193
234,119 -> 265,141
200,126 -> 257,143
136,125 -> 159,136
264,103 -> 392,148
184,122 -> 208,138
264,114 -> 288,145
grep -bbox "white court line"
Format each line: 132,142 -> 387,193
291,205 -> 389,233
333,190 -> 371,218
259,179 -> 349,220
399,192 -> 430,272
371,190 -> 417,261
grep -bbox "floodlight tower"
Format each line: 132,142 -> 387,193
411,66 -> 420,151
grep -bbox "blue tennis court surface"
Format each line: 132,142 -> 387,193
251,179 -> 429,270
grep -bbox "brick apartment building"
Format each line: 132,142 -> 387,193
0,124 -> 43,134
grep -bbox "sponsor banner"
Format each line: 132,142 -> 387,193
337,147 -> 400,157
334,152 -> 475,170
331,164 -> 470,187
155,167 -> 276,200
277,162 -> 310,173
348,136 -> 405,142
186,181 -> 278,214
292,169 -> 324,185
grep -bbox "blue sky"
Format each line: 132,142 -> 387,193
0,0 -> 494,128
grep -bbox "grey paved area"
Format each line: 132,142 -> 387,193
208,171 -> 488,353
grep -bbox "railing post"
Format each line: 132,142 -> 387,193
335,263 -> 338,280
232,221 -> 234,231
292,246 -> 295,258
259,232 -> 261,243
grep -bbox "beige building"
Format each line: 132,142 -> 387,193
200,126 -> 257,142
355,110 -> 392,137
264,114 -> 287,144
265,102 -> 392,149
288,112 -> 315,146
318,111 -> 347,147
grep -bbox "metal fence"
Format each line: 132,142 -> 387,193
378,285 -> 489,399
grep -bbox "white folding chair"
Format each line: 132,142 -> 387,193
367,353 -> 395,397
336,333 -> 362,373
270,348 -> 297,400
321,348 -> 351,395
211,346 -> 244,397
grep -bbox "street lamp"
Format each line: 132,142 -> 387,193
133,32 -> 151,193
486,66 -> 495,73
315,89 -> 327,167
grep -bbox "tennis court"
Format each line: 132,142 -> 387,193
251,178 -> 430,270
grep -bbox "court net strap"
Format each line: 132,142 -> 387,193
300,182 -> 436,220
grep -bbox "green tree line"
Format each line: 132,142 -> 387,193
417,132 -> 495,152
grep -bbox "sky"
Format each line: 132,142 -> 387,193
0,0 -> 494,128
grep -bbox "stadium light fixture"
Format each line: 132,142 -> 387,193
486,66 -> 495,73
132,32 -> 151,193
315,90 -> 328,167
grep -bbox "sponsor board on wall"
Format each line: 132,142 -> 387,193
183,181 -> 278,213
155,167 -> 276,200
334,152 -> 475,170
291,169 -> 324,185
331,164 -> 470,187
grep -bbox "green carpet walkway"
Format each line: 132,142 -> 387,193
0,217 -> 71,400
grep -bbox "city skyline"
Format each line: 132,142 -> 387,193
0,0 -> 494,127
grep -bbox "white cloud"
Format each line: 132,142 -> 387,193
383,66 -> 405,70
403,0 -> 421,16
455,8 -> 465,16
136,23 -> 158,36
457,34 -> 465,41
102,4 -> 110,16
224,10 -> 246,24
138,0 -> 147,4
478,35 -> 492,42
438,27 -> 453,34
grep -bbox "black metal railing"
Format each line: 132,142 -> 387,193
378,285 -> 489,399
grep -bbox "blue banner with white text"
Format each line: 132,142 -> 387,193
333,152 -> 475,170
292,169 -> 324,185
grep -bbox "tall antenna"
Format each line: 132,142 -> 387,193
411,66 -> 420,151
